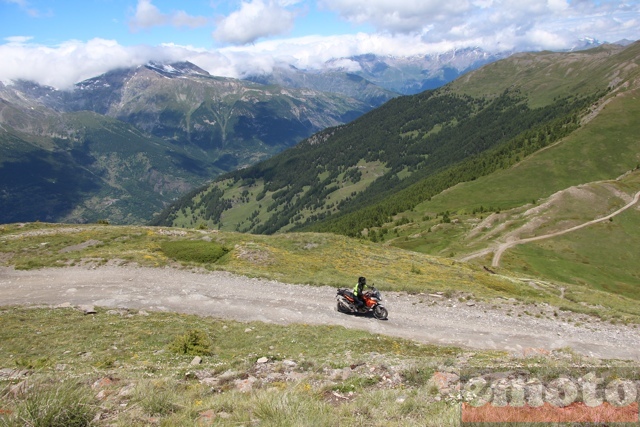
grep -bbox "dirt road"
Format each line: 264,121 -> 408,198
491,190 -> 640,267
1,265 -> 639,361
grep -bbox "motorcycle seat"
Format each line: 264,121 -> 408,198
337,288 -> 355,299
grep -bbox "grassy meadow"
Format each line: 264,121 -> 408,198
0,304 -> 630,427
0,306 -> 469,426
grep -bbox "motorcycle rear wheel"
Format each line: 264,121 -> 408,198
373,305 -> 388,320
337,300 -> 351,313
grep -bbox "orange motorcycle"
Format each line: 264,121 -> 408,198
336,285 -> 388,320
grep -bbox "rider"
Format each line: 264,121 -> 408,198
353,276 -> 367,308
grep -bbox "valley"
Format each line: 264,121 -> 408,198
0,62 -> 379,224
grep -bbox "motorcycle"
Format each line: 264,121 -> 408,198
336,285 -> 388,320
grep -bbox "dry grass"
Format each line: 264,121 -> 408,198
0,306 -> 496,426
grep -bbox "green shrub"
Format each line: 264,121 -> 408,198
169,329 -> 214,356
160,240 -> 229,264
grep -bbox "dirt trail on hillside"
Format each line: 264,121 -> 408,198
491,190 -> 640,267
1,266 -> 639,361
461,190 -> 640,267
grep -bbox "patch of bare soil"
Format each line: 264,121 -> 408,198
59,239 -> 103,253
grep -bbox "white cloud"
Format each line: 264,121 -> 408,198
171,10 -> 209,28
213,0 -> 297,45
319,0 -> 472,33
1,1 -> 638,89
0,33 -> 447,89
3,0 -> 42,17
0,38 -> 189,89
319,0 -> 639,49
128,0 -> 208,31
325,58 -> 362,72
4,36 -> 34,43
218,32 -> 469,75
129,0 -> 166,30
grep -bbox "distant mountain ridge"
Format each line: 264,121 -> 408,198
246,47 -> 509,96
13,61 -> 374,148
0,61 -> 378,224
2,39 -> 636,225
244,40 -> 639,97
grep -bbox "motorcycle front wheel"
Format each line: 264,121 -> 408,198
373,305 -> 388,320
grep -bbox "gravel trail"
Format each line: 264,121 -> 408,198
1,265 -> 638,361
491,190 -> 640,267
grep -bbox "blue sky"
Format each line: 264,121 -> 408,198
1,0 -> 639,88
0,1 -> 369,46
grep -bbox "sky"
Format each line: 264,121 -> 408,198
1,0 -> 639,89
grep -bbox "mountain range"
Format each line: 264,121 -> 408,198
0,46 -> 519,225
0,40 -> 634,229
0,61 -> 379,224
246,47 -> 508,96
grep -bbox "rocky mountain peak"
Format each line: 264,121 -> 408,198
144,61 -> 211,78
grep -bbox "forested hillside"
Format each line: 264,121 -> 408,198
152,43 -> 639,236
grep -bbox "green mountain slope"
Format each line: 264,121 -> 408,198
0,110 -> 214,223
153,43 -> 638,236
1,62 -> 379,224
386,87 -> 640,298
316,43 -> 640,296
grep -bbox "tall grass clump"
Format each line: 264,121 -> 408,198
134,380 -> 183,417
1,379 -> 98,427
252,392 -> 337,427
